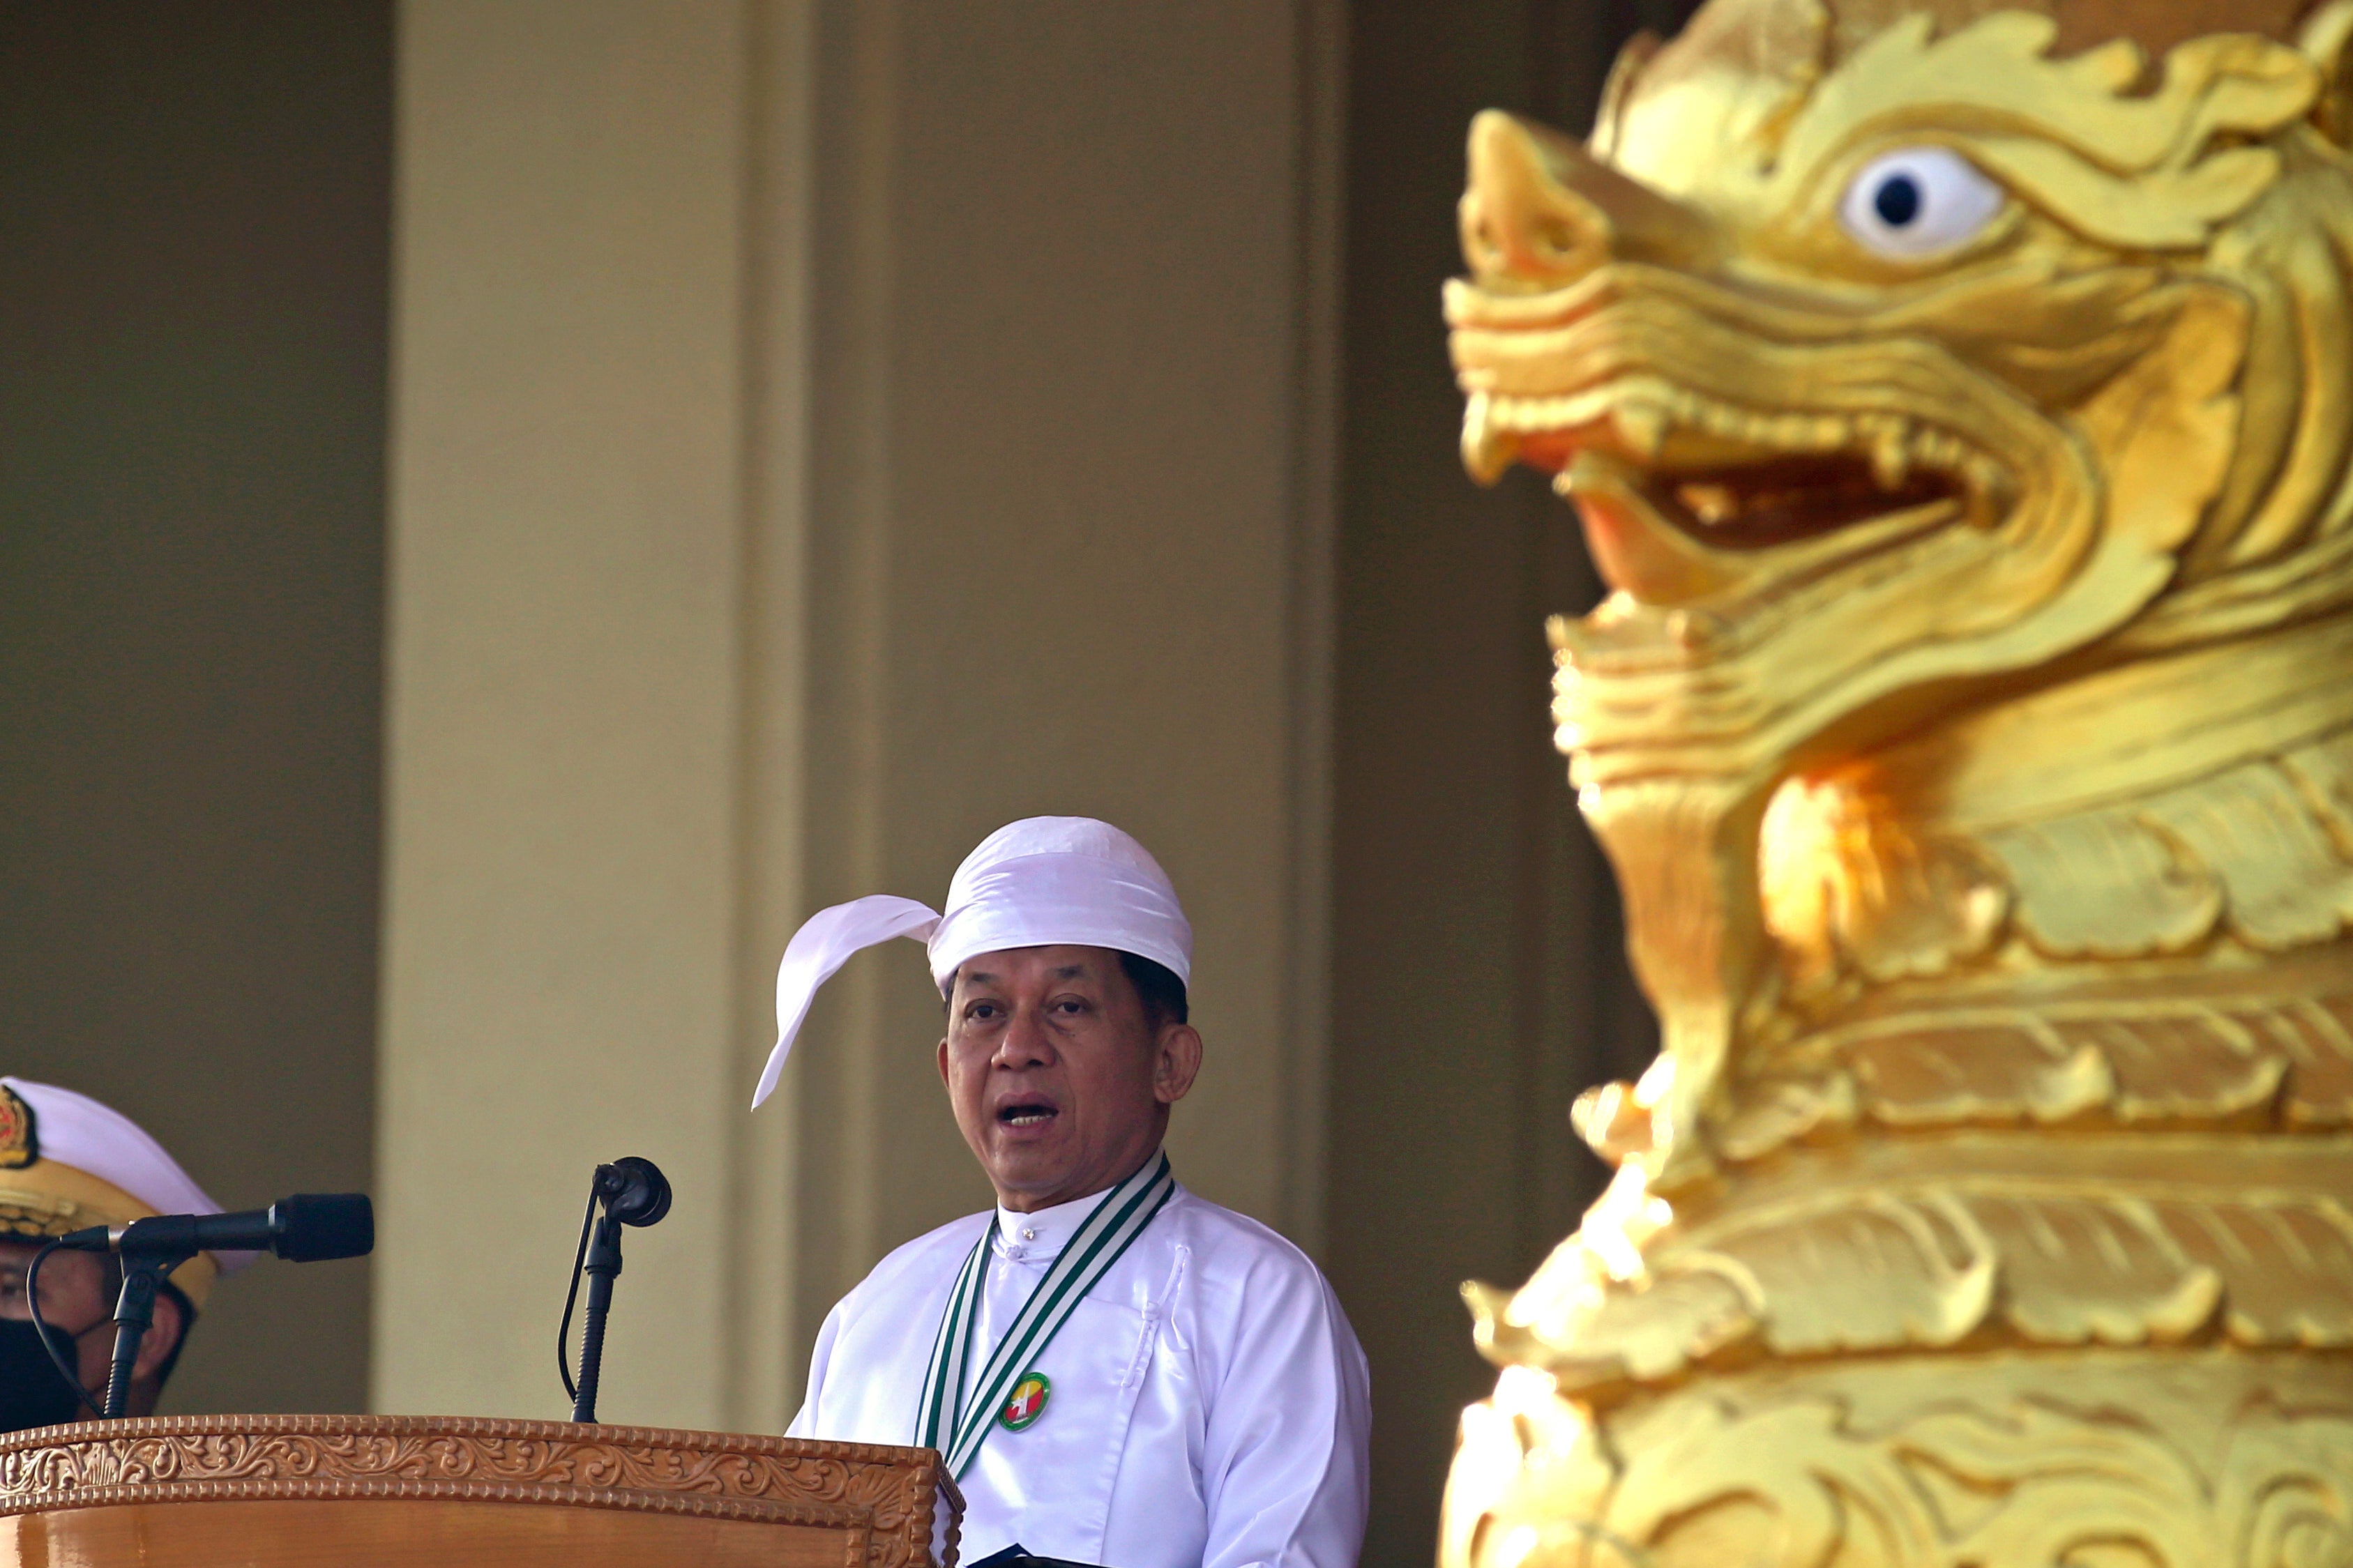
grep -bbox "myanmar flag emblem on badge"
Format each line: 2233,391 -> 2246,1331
999,1371 -> 1050,1431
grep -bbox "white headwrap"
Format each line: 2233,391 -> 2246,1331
752,816 -> 1192,1109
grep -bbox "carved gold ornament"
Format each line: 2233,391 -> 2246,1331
1442,0 -> 2353,1562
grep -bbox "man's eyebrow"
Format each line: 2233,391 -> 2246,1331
962,964 -> 1093,986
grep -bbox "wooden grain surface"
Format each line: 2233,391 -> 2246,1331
0,1415 -> 960,1567
0,1498 -> 858,1568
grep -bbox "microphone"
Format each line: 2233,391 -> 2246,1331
56,1193 -> 374,1264
592,1157 -> 671,1228
559,1156 -> 671,1423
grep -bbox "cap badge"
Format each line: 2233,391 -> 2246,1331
0,1087 -> 37,1170
998,1370 -> 1050,1431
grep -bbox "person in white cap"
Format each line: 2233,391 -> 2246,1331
0,1079 -> 245,1429
760,817 -> 1370,1568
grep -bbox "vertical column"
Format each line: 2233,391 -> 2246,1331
378,0 -> 753,1424
721,0 -> 822,1436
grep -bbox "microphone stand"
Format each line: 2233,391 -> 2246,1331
105,1252 -> 189,1419
559,1156 -> 670,1425
569,1207 -> 623,1424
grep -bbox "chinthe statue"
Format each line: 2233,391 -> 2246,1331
1442,0 -> 2353,1562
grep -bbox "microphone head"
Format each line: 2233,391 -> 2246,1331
271,1194 -> 374,1263
599,1157 -> 671,1228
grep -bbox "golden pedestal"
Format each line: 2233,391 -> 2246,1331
0,1415 -> 960,1567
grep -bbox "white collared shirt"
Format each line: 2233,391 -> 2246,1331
788,1181 -> 1370,1568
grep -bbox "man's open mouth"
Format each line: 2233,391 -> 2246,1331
997,1098 -> 1059,1129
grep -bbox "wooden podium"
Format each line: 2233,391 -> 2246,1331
0,1415 -> 961,1567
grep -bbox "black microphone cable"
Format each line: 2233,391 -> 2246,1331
554,1177 -> 599,1404
26,1238 -> 107,1421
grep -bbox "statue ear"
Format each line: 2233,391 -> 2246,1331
1589,31 -> 1660,159
2301,0 -> 2353,146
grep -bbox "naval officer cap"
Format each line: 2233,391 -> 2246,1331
0,1078 -> 253,1307
753,816 -> 1193,1109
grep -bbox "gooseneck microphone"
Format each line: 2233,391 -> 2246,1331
31,1193 -> 374,1421
557,1157 -> 671,1424
55,1194 -> 375,1265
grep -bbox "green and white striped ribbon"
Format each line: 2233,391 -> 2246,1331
914,1150 -> 1175,1479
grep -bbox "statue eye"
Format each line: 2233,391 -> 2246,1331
1837,146 -> 2004,259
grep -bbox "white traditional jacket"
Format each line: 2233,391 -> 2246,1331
789,1179 -> 1370,1568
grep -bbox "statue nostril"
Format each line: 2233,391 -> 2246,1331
1473,218 -> 1508,267
1534,216 -> 1579,259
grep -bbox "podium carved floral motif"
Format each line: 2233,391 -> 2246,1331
1442,0 -> 2353,1562
0,1415 -> 958,1568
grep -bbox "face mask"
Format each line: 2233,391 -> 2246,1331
0,1316 -> 96,1433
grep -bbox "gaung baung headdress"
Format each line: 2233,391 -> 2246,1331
752,816 -> 1193,1109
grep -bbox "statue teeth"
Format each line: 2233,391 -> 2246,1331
1460,392 -> 1520,484
1915,427 -> 1963,469
1661,386 -> 1707,429
1696,399 -> 1743,438
1961,453 -> 2011,527
1613,400 -> 1668,459
1868,418 -> 1913,489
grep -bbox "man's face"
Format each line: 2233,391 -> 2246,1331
938,945 -> 1202,1212
0,1239 -> 115,1393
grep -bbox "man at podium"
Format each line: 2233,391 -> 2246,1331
755,817 -> 1370,1568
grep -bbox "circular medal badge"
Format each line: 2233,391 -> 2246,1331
998,1371 -> 1050,1431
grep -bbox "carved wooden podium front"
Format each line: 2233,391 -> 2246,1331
0,1415 -> 960,1567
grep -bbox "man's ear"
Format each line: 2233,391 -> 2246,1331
937,1033 -> 952,1091
131,1291 -> 183,1384
1152,1023 -> 1203,1106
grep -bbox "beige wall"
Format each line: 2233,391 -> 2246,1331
379,0 -> 1338,1428
379,0 -> 755,1424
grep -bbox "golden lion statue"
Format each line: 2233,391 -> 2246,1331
1441,0 -> 2353,1562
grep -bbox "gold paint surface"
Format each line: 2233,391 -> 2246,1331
1442,1 -> 2353,1561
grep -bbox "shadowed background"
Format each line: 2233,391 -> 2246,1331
0,2 -> 1691,1561
0,0 -> 388,1416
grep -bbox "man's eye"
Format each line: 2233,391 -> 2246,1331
1837,146 -> 2004,259
968,1003 -> 1001,1021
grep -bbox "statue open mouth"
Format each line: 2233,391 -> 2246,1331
1466,377 -> 1984,539
1449,310 -> 2019,608
1635,448 -> 1962,547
